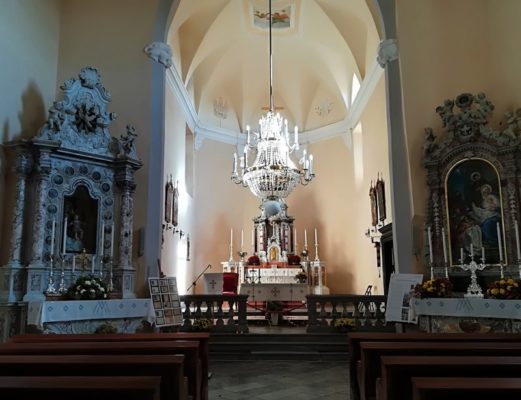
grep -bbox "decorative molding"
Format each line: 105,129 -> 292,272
376,39 -> 399,68
144,41 -> 173,68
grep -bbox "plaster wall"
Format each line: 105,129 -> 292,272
0,0 -> 61,262
56,0 -> 159,293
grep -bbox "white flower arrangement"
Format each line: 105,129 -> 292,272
67,275 -> 110,300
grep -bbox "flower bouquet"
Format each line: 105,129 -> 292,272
192,318 -> 213,331
333,317 -> 355,332
67,275 -> 109,300
413,277 -> 453,299
485,278 -> 521,300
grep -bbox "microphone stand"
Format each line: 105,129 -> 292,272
187,264 -> 212,293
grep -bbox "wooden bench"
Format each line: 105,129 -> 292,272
411,377 -> 521,400
377,355 -> 521,400
0,354 -> 187,400
0,340 -> 201,400
10,332 -> 209,400
347,332 -> 521,400
0,375 -> 162,400
358,341 -> 521,400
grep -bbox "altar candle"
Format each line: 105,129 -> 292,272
460,247 -> 464,263
470,243 -> 474,257
514,221 -> 521,262
230,228 -> 233,248
497,222 -> 504,262
61,217 -> 66,255
91,255 -> 95,274
51,218 -> 56,255
304,229 -> 308,248
294,228 -> 297,252
481,246 -> 485,262
442,227 -> 448,264
251,229 -> 254,247
241,229 -> 244,251
99,221 -> 105,257
72,256 -> 76,273
314,228 -> 318,246
110,225 -> 114,258
427,226 -> 433,264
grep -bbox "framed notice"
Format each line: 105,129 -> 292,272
148,277 -> 183,327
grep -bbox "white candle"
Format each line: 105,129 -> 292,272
304,229 -> 308,248
91,255 -> 95,274
470,243 -> 474,257
497,222 -> 503,262
233,153 -> 237,174
230,228 -> 233,248
481,246 -> 485,262
50,218 -> 56,255
251,229 -> 254,246
314,228 -> 318,246
460,247 -> 464,263
72,256 -> 76,273
99,221 -> 105,257
110,225 -> 114,258
294,228 -> 297,252
442,227 -> 448,264
514,220 -> 521,262
241,229 -> 244,251
427,226 -> 433,264
61,217 -> 66,255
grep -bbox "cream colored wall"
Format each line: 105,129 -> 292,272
55,0 -> 159,294
0,0 -> 61,262
162,85 -> 194,293
397,0 -> 521,266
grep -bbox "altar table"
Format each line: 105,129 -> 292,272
410,298 -> 521,333
27,299 -> 155,334
239,283 -> 308,301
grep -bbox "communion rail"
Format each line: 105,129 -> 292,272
178,294 -> 391,334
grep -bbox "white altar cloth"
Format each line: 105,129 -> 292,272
28,299 -> 155,329
239,283 -> 308,301
411,298 -> 521,320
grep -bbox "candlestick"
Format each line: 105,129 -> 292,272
61,217 -> 66,255
304,229 -> 308,248
442,227 -> 448,264
427,226 -> 433,264
514,220 -> 521,262
241,229 -> 244,252
314,228 -> 318,246
100,221 -> 105,257
497,222 -> 503,262
51,218 -> 56,256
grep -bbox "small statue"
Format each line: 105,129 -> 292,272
118,125 -> 139,159
423,127 -> 438,157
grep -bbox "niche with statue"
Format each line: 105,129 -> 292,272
0,67 -> 143,339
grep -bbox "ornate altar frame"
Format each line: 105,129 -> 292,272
0,67 -> 142,340
423,92 -> 521,274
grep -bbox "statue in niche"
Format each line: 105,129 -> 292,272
63,186 -> 98,254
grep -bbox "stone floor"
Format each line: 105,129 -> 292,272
208,359 -> 350,400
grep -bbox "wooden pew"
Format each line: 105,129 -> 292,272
0,354 -> 187,400
10,332 -> 209,400
359,341 -> 521,400
0,376 -> 162,400
411,377 -> 521,400
0,340 -> 201,400
347,332 -> 521,400
378,355 -> 521,400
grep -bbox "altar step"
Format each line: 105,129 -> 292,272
209,332 -> 349,361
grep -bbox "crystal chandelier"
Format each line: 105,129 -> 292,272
231,0 -> 315,200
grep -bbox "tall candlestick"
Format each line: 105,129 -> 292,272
442,227 -> 448,264
61,217 -> 67,255
110,225 -> 114,258
497,222 -> 503,262
514,220 -> 521,262
314,228 -> 318,246
427,226 -> 433,264
50,218 -> 56,256
304,229 -> 308,248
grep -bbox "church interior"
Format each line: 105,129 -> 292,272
2,0 -> 521,399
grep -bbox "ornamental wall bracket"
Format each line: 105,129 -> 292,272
144,41 -> 173,69
377,39 -> 399,68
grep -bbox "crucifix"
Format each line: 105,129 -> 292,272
78,248 -> 88,272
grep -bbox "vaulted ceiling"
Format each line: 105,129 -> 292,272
167,0 -> 380,143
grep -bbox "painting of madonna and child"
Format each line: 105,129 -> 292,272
446,159 -> 506,265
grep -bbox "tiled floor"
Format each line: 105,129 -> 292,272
208,359 -> 350,400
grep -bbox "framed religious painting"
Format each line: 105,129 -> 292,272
369,182 -> 377,227
445,158 -> 505,265
164,175 -> 173,224
376,174 -> 386,222
172,180 -> 179,227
